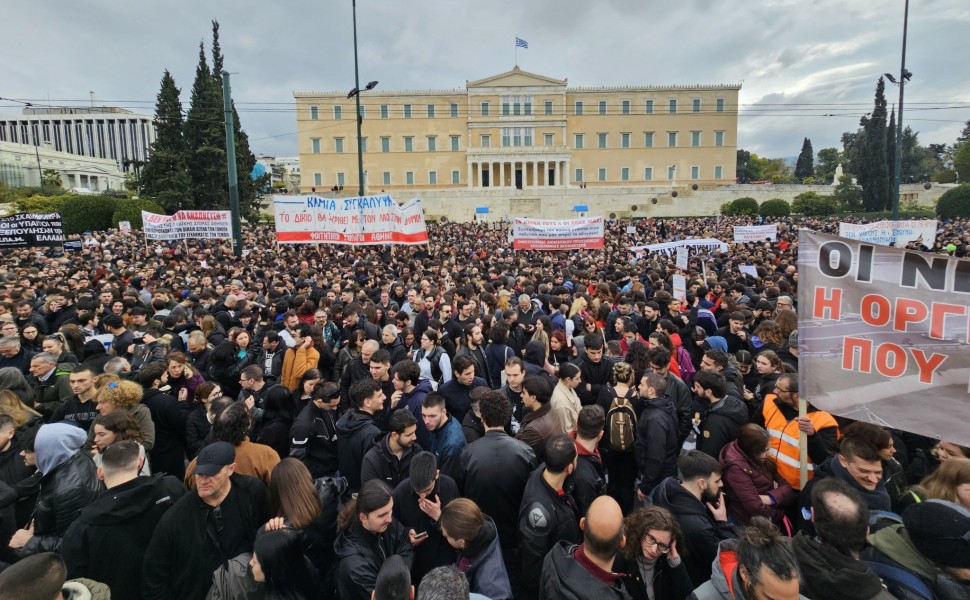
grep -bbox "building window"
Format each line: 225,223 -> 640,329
450,103 -> 458,117
575,101 -> 584,115
645,99 -> 654,114
691,166 -> 700,180
406,171 -> 414,185
503,98 -> 510,116
335,138 -> 344,153
427,104 -> 435,118
314,173 -> 322,186
383,171 -> 391,185
481,102 -> 489,116
545,100 -> 553,115
333,106 -> 342,119
481,134 -> 490,148
598,133 -> 607,149
311,138 -> 321,153
714,165 -> 723,179
644,167 -> 653,181
360,137 -> 367,153
405,137 -> 413,152
575,168 -> 584,182
715,131 -> 724,147
598,168 -> 607,182
668,132 -> 677,147
621,133 -> 630,148
502,129 -> 511,147
621,167 -> 630,182
452,170 -> 460,184
381,137 -> 390,153
404,104 -> 412,119
451,135 -> 459,151
381,104 -> 389,119
691,131 -> 700,147
524,98 -> 532,115
644,132 -> 654,148
622,100 -> 631,114
575,133 -> 584,149
716,98 -> 725,113
668,166 -> 676,180
513,128 -> 522,146
669,99 -> 677,113
337,172 -> 345,186
427,136 -> 437,152
599,100 -> 607,115
310,106 -> 319,120
429,171 -> 437,185
693,98 -> 701,113
544,133 -> 554,146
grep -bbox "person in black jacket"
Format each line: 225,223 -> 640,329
437,354 -> 487,423
647,347 -> 693,446
134,363 -> 187,479
570,405 -> 607,518
289,381 -> 340,479
692,370 -> 748,460
335,378 -> 384,491
362,408 -> 421,489
635,373 -> 681,502
381,325 -> 410,366
334,479 -> 415,600
61,441 -> 185,600
518,434 -> 583,599
578,335 -> 613,406
340,339 -> 378,410
142,441 -> 270,600
650,450 -> 737,587
392,451 -> 459,585
613,505 -> 694,600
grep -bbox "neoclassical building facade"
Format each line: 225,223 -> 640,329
294,67 -> 740,194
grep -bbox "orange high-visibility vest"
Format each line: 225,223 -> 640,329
762,397 -> 839,490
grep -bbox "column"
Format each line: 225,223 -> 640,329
478,162 -> 484,188
563,160 -> 570,187
499,162 -> 505,188
556,161 -> 562,187
531,161 -> 537,188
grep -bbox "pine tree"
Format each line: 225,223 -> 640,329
140,70 -> 191,212
794,137 -> 814,180
958,118 -> 970,144
861,78 -> 890,212
185,41 -> 227,210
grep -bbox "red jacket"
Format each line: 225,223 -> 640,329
719,440 -> 794,530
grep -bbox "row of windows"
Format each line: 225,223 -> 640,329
312,170 -> 463,187
575,130 -> 726,149
308,97 -> 729,120
311,135 -> 462,154
575,165 -> 725,182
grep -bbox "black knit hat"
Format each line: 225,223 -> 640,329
902,499 -> 970,568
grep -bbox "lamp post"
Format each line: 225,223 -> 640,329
887,0 -> 911,221
349,0 -> 378,197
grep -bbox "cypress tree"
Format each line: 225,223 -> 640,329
794,137 -> 814,180
861,77 -> 890,212
140,70 -> 191,212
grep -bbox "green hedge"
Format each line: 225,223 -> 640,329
936,184 -> 970,220
59,196 -> 119,234
721,197 -> 759,216
759,198 -> 791,217
14,194 -> 70,214
933,170 -> 958,184
792,191 -> 838,216
112,198 -> 165,229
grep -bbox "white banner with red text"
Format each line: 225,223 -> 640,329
141,210 -> 232,241
272,195 -> 429,245
733,224 -> 778,242
511,217 -> 604,250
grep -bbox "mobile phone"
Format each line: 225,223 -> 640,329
413,531 -> 429,540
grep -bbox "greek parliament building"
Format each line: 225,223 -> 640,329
293,67 -> 740,219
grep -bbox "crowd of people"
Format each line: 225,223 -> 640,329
0,214 -> 967,600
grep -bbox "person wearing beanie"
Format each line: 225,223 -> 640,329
864,499 -> 970,598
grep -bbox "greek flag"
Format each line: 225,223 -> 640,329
515,37 -> 528,48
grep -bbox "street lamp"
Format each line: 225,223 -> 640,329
349,0 -> 378,196
888,0 -> 911,221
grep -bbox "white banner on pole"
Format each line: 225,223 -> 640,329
838,219 -> 937,247
733,224 -> 777,242
511,217 -> 604,250
272,194 -> 429,245
631,238 -> 728,256
141,211 -> 231,241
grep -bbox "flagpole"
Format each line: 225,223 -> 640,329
514,36 -> 517,66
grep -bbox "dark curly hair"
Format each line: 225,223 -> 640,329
622,505 -> 684,560
211,401 -> 252,446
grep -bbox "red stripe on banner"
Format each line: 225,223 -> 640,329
512,237 -> 605,250
276,231 -> 428,245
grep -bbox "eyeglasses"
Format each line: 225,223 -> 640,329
775,387 -> 791,394
643,533 -> 670,554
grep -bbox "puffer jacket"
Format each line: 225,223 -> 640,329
719,440 -> 794,529
333,520 -> 414,600
360,433 -> 421,489
23,452 -> 102,555
696,395 -> 749,460
460,516 -> 513,600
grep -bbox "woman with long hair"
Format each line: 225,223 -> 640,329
199,315 -> 225,346
0,367 -> 38,412
773,309 -> 798,341
256,385 -> 297,459
743,350 -> 783,406
292,368 -> 322,412
750,320 -> 785,356
597,361 -> 639,514
41,333 -> 78,365
548,330 -> 574,368
530,315 -> 552,363
624,341 -> 650,385
440,498 -> 512,600
95,378 -> 156,451
613,506 -> 693,600
0,389 -> 42,430
208,328 -> 255,399
918,458 -> 970,509
334,329 -> 365,382
414,329 -> 451,388
57,324 -> 87,361
719,423 -> 794,530
550,363 -> 583,434
91,411 -> 150,475
19,324 -> 42,352
165,352 -> 205,409
185,381 -> 222,459
249,529 -> 320,600
484,321 -> 515,390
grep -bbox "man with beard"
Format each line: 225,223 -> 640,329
361,408 -> 421,489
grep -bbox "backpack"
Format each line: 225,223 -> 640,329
606,388 -> 638,452
675,346 -> 696,386
865,560 -> 935,600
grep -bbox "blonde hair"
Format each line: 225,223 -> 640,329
921,458 -> 970,504
0,390 -> 41,428
97,379 -> 143,409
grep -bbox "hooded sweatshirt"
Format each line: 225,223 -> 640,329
36,422 -> 86,476
791,532 -> 895,600
335,409 -> 381,491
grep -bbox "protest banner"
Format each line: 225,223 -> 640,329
142,210 -> 232,241
733,224 -> 777,242
738,265 -> 759,279
631,238 -> 728,256
511,217 -> 604,250
273,194 -> 429,245
838,219 -> 937,247
119,221 -> 131,232
798,229 -> 970,446
672,274 -> 687,302
0,213 -> 63,248
676,246 -> 689,270
626,225 -> 637,235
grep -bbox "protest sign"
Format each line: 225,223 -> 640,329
119,221 -> 131,231
511,217 -> 604,250
0,213 -> 63,248
273,194 -> 429,245
626,226 -> 637,234
142,211 -> 232,241
739,265 -> 759,279
798,230 -> 970,446
631,238 -> 728,256
676,247 -> 689,270
733,224 -> 777,242
672,274 -> 687,302
838,219 -> 937,247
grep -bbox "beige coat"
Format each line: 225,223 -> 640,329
550,381 -> 582,434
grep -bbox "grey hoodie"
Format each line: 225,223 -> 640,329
689,539 -> 808,600
36,422 -> 87,475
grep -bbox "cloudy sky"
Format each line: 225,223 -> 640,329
2,0 -> 968,161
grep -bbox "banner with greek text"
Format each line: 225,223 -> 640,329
272,195 -> 428,245
798,229 -> 970,445
142,211 -> 232,241
631,238 -> 728,256
733,224 -> 778,242
511,217 -> 604,250
0,213 -> 64,248
838,219 -> 938,247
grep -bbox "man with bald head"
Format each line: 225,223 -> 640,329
539,495 -> 632,599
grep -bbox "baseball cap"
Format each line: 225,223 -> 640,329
196,442 -> 235,476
